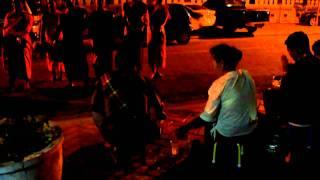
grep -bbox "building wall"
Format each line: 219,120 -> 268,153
72,0 -> 205,6
246,0 -> 320,23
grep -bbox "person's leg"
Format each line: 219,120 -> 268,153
154,32 -> 166,79
64,61 -> 74,87
287,125 -> 311,169
80,50 -> 90,86
7,51 -> 16,90
58,62 -> 63,81
0,42 -> 3,71
148,43 -> 156,78
52,61 -> 58,81
148,53 -> 155,74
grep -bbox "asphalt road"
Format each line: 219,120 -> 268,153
148,23 -> 320,99
1,23 -> 320,99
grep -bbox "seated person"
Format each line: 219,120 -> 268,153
91,45 -> 167,167
177,44 -> 257,169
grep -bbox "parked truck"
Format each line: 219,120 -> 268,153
204,0 -> 270,33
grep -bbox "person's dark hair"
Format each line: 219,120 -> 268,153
285,31 -> 311,55
157,0 -> 163,5
312,40 -> 320,56
64,0 -> 74,9
13,0 -> 22,11
209,44 -> 242,71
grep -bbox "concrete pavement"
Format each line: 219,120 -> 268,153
54,100 -> 206,179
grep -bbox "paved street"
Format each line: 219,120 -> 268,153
2,23 -> 320,100
157,23 -> 320,98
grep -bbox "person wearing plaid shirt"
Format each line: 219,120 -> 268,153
92,46 -> 166,167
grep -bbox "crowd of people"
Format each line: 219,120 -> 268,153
1,0 -> 169,90
2,0 -> 320,177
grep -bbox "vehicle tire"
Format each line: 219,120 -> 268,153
176,30 -> 190,45
247,26 -> 257,34
223,25 -> 237,34
309,16 -> 317,26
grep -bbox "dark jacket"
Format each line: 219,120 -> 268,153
281,55 -> 320,125
92,71 -> 165,147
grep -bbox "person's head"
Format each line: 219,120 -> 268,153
148,0 -> 161,6
209,44 -> 242,73
312,40 -> 320,57
64,0 -> 74,10
13,0 -> 23,13
285,31 -> 311,61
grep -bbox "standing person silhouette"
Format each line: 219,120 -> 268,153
147,0 -> 168,80
3,0 -> 34,91
280,32 -> 320,173
57,0 -> 89,87
88,0 -> 114,78
123,0 -> 148,73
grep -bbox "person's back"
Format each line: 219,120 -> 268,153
213,70 -> 257,137
124,0 -> 147,33
89,9 -> 114,75
60,7 -> 86,48
89,10 -> 114,50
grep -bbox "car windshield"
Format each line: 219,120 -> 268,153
203,0 -> 245,8
225,0 -> 245,7
186,5 -> 204,10
184,6 -> 203,19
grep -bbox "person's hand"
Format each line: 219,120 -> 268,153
281,55 -> 289,73
176,126 -> 188,140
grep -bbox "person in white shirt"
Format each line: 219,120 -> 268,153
177,44 -> 257,168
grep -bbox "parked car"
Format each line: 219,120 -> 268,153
166,4 -> 193,44
185,4 -> 216,30
299,11 -> 320,26
203,0 -> 270,33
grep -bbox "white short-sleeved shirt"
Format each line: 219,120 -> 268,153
200,69 -> 257,138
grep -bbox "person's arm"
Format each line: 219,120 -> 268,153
3,13 -> 11,37
177,80 -> 225,138
2,13 -> 21,37
12,14 -> 33,37
160,5 -> 169,26
281,55 -> 289,74
177,116 -> 210,139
